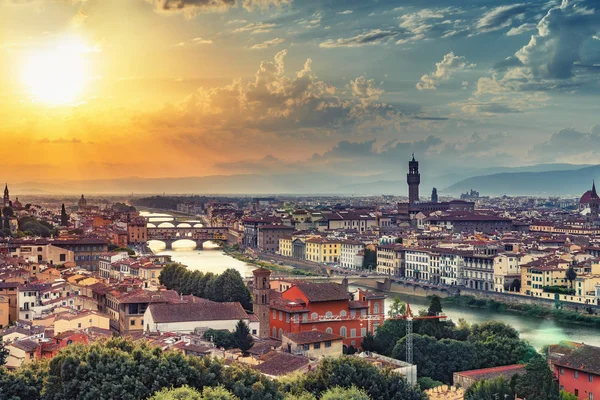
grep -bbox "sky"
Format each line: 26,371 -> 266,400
1,0 -> 600,184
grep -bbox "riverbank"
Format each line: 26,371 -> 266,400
222,247 -> 314,276
443,294 -> 600,328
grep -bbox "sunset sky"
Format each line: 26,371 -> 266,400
1,0 -> 599,183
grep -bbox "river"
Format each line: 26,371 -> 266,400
143,212 -> 600,350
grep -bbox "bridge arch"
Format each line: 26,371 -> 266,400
157,222 -> 175,228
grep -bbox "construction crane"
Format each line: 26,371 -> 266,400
397,304 -> 447,364
309,303 -> 446,365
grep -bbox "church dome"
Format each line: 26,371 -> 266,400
12,197 -> 23,209
581,190 -> 596,204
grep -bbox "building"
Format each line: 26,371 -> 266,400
3,184 -> 10,207
282,331 -> 344,358
0,295 -> 9,329
555,344 -> 600,400
453,364 -> 526,391
5,339 -> 40,369
0,281 -> 20,324
340,240 -> 365,269
8,240 -> 75,266
431,187 -> 438,203
99,252 -> 130,279
127,217 -> 148,244
144,300 -> 257,335
253,268 -> 271,339
257,224 -> 295,253
53,310 -> 110,334
376,244 -> 403,276
52,238 -> 109,271
462,245 -> 497,290
493,253 -> 522,292
407,155 -> 420,205
305,238 -> 341,264
278,237 -> 293,257
269,283 -> 385,348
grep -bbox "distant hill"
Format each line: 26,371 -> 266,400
8,163 -> 597,196
443,165 -> 600,196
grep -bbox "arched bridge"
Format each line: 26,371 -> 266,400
147,226 -> 229,250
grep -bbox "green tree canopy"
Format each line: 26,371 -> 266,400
465,377 -> 514,400
233,320 -> 254,356
515,357 -> 559,400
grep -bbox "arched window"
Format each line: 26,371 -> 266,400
278,328 -> 283,339
326,327 -> 333,334
272,327 -> 276,338
340,310 -> 347,317
374,302 -> 380,314
311,312 -> 318,320
340,326 -> 347,337
325,311 -> 333,318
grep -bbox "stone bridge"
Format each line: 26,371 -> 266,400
146,226 -> 229,249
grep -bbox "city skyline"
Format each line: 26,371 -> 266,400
1,0 -> 600,184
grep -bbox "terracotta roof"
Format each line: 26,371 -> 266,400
292,282 -> 350,303
148,301 -> 249,323
10,339 -> 39,353
283,330 -> 343,345
254,351 -> 309,376
454,364 -> 526,381
555,345 -> 600,375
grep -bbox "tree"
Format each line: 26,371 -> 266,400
387,297 -> 406,318
295,357 -> 426,400
417,377 -> 442,390
515,356 -> 559,400
149,386 -> 239,400
427,295 -> 443,316
566,266 -> 577,289
233,320 -> 254,356
362,249 -> 377,270
204,329 -> 236,349
0,336 -> 9,366
321,386 -> 371,400
560,391 -> 579,400
60,204 -> 69,227
361,332 -> 377,352
465,377 -> 513,400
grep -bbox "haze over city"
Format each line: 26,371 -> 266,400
1,0 -> 600,195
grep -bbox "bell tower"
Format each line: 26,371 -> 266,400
407,154 -> 420,204
3,184 -> 9,207
252,267 -> 271,339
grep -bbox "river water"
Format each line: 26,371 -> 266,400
144,213 -> 600,349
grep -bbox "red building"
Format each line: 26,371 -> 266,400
268,282 -> 385,349
555,344 -> 600,400
41,331 -> 89,359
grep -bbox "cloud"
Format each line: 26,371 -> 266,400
417,52 -> 475,90
506,23 -> 537,36
396,7 -> 470,44
337,10 -> 353,15
233,22 -> 277,34
192,37 -> 213,44
529,125 -> 600,159
38,137 -> 83,144
319,29 -> 397,48
147,49 -> 403,154
349,77 -> 383,105
248,37 -> 285,49
475,3 -> 530,33
146,0 -> 288,17
513,0 -> 600,80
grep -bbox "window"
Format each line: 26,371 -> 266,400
589,393 -> 593,400
273,327 -> 276,337
575,371 -> 579,379
361,328 -> 367,337
302,344 -> 309,351
78,323 -> 82,328
286,313 -> 290,323
590,374 -> 594,383
273,310 -> 277,319
279,328 -> 283,339
340,326 -> 347,337
350,328 -> 356,338
326,327 -> 333,334
325,311 -> 333,318
252,329 -> 257,335
340,310 -> 347,317
279,311 -> 283,321
325,341 -> 332,348
130,320 -> 135,326
374,302 -> 380,314
314,342 -> 320,349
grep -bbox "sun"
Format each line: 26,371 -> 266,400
22,36 -> 91,106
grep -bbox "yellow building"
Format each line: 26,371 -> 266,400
53,310 -> 110,334
521,265 -> 567,297
0,295 -> 9,329
278,237 -> 293,257
305,238 -> 341,263
282,331 -> 343,358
